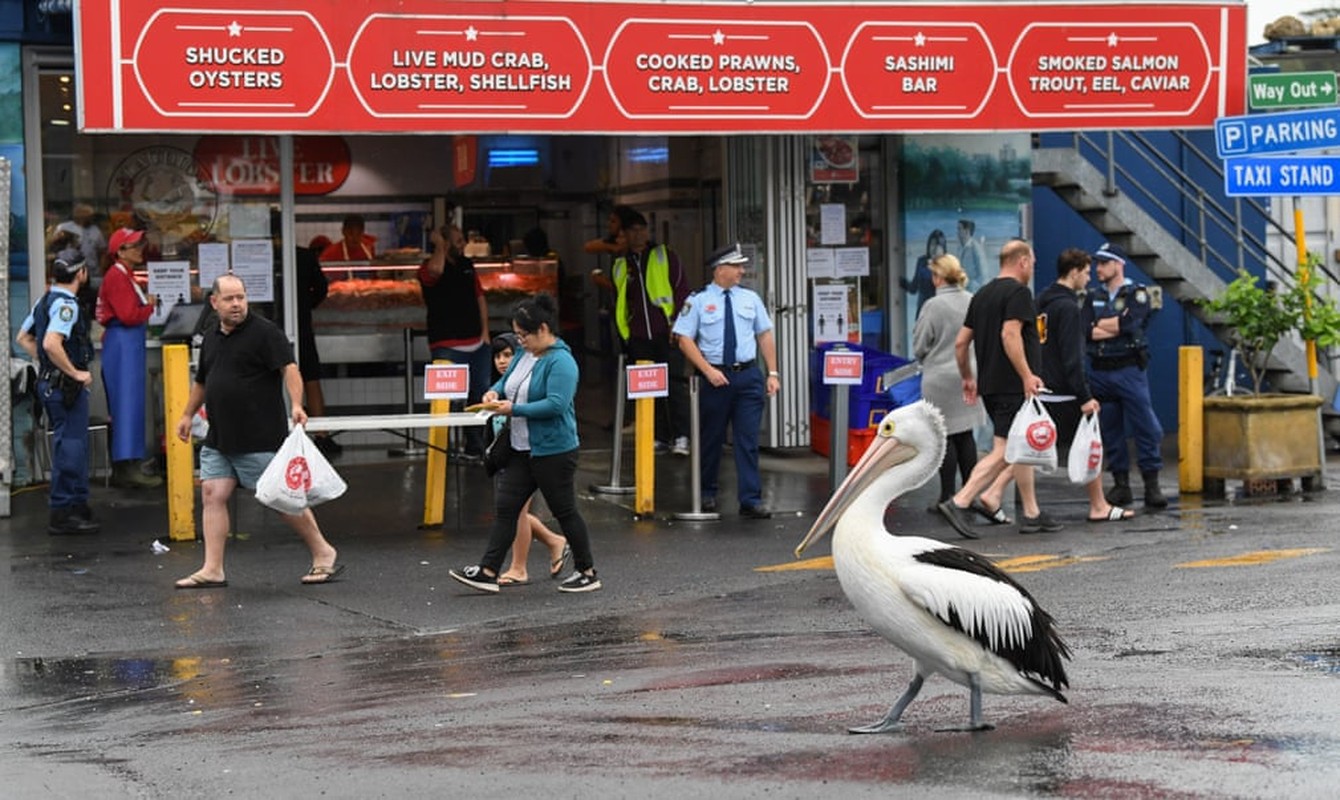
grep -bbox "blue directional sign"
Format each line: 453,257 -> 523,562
1223,155 -> 1340,197
1215,107 -> 1340,158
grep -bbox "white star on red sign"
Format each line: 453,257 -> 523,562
465,25 -> 479,41
228,20 -> 242,37
713,29 -> 725,45
1107,32 -> 1119,47
914,32 -> 926,47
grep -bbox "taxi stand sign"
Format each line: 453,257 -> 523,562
823,350 -> 864,385
424,363 -> 470,399
627,363 -> 669,399
1223,155 -> 1340,197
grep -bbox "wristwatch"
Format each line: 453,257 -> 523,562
768,370 -> 780,377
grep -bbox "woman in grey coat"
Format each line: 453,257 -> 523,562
913,254 -> 986,509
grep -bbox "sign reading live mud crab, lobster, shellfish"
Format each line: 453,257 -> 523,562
76,1 -> 1245,134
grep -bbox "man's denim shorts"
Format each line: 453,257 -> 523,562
199,446 -> 275,490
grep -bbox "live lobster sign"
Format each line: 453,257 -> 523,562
76,0 -> 1246,134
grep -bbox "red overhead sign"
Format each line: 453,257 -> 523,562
76,1 -> 1246,134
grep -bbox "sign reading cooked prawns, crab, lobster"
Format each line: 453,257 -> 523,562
77,1 -> 1245,133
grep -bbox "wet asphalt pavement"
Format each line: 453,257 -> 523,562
5,442 -> 1340,798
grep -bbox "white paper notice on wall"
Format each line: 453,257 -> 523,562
197,242 -> 230,291
148,261 -> 192,325
806,248 -> 836,279
835,247 -> 869,278
813,283 -> 853,344
819,203 -> 845,246
231,239 -> 275,302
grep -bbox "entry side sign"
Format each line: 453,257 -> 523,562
1215,106 -> 1340,158
1223,155 -> 1340,197
76,0 -> 1246,134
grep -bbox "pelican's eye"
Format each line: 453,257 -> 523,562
878,417 -> 897,438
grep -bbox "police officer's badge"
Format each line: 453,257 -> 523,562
1134,289 -> 1148,305
680,300 -> 693,316
58,305 -> 74,322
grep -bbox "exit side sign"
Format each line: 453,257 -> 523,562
1248,71 -> 1338,111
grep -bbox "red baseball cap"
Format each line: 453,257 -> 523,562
108,227 -> 145,253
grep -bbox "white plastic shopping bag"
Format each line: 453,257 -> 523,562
1067,412 -> 1104,484
255,425 -> 347,514
1004,396 -> 1058,469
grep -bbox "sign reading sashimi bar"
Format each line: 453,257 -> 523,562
76,1 -> 1246,134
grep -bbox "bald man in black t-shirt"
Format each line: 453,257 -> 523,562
936,239 -> 1064,538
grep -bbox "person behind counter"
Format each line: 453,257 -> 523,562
419,224 -> 491,460
96,227 -> 163,489
318,214 -> 376,264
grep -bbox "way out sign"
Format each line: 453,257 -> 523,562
424,363 -> 469,399
627,363 -> 669,399
823,350 -> 864,385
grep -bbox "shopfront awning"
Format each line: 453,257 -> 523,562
75,0 -> 1246,134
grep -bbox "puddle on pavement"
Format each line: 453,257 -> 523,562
5,656 -> 176,699
1291,647 -> 1340,675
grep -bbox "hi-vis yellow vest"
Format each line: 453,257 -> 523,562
613,244 -> 674,340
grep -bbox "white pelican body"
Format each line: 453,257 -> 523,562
796,402 -> 1069,732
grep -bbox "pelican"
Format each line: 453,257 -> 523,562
795,402 -> 1070,733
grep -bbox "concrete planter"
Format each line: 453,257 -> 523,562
1202,394 -> 1324,496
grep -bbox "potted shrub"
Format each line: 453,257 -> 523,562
1196,255 -> 1340,495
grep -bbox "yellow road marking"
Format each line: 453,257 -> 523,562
757,556 -> 833,572
758,553 -> 1108,573
995,554 -> 1111,573
1176,548 -> 1329,568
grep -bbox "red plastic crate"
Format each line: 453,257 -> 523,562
810,413 -> 877,467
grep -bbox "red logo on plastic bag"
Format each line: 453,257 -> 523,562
1087,440 -> 1103,469
285,457 -> 312,491
1026,421 -> 1056,451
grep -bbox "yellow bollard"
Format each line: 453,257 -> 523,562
1178,346 -> 1204,494
162,344 -> 196,541
634,359 -> 655,515
422,360 -> 450,528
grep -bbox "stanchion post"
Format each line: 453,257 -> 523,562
592,353 -> 634,494
162,343 -> 195,541
829,383 -> 850,490
421,359 -> 449,528
390,327 -> 425,457
674,373 -> 719,521
634,359 -> 655,516
1178,346 -> 1203,494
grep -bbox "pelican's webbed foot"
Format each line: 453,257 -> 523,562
848,674 -> 923,735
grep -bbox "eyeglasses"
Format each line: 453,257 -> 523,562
512,329 -> 531,341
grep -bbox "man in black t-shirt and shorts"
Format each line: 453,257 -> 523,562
171,274 -> 343,589
937,239 -> 1064,538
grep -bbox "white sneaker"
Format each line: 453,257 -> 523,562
671,437 -> 690,457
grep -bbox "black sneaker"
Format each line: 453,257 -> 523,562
936,500 -> 980,540
740,505 -> 772,519
701,496 -> 718,513
449,565 -> 499,593
557,570 -> 602,593
1019,512 -> 1064,534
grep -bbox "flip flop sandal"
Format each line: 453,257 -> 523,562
1087,506 -> 1134,523
498,575 -> 531,586
301,564 -> 346,585
550,544 -> 572,578
970,499 -> 1013,525
175,573 -> 228,589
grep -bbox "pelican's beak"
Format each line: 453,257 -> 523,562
795,422 -> 918,557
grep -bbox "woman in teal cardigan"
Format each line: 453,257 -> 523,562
450,294 -> 601,594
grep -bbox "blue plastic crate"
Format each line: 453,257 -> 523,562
810,343 -> 912,427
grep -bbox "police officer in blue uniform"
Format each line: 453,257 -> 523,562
1082,242 -> 1168,509
673,244 -> 781,518
17,249 -> 101,534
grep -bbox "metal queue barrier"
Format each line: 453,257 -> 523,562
673,374 -> 719,521
389,327 -> 427,457
591,353 -> 635,495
